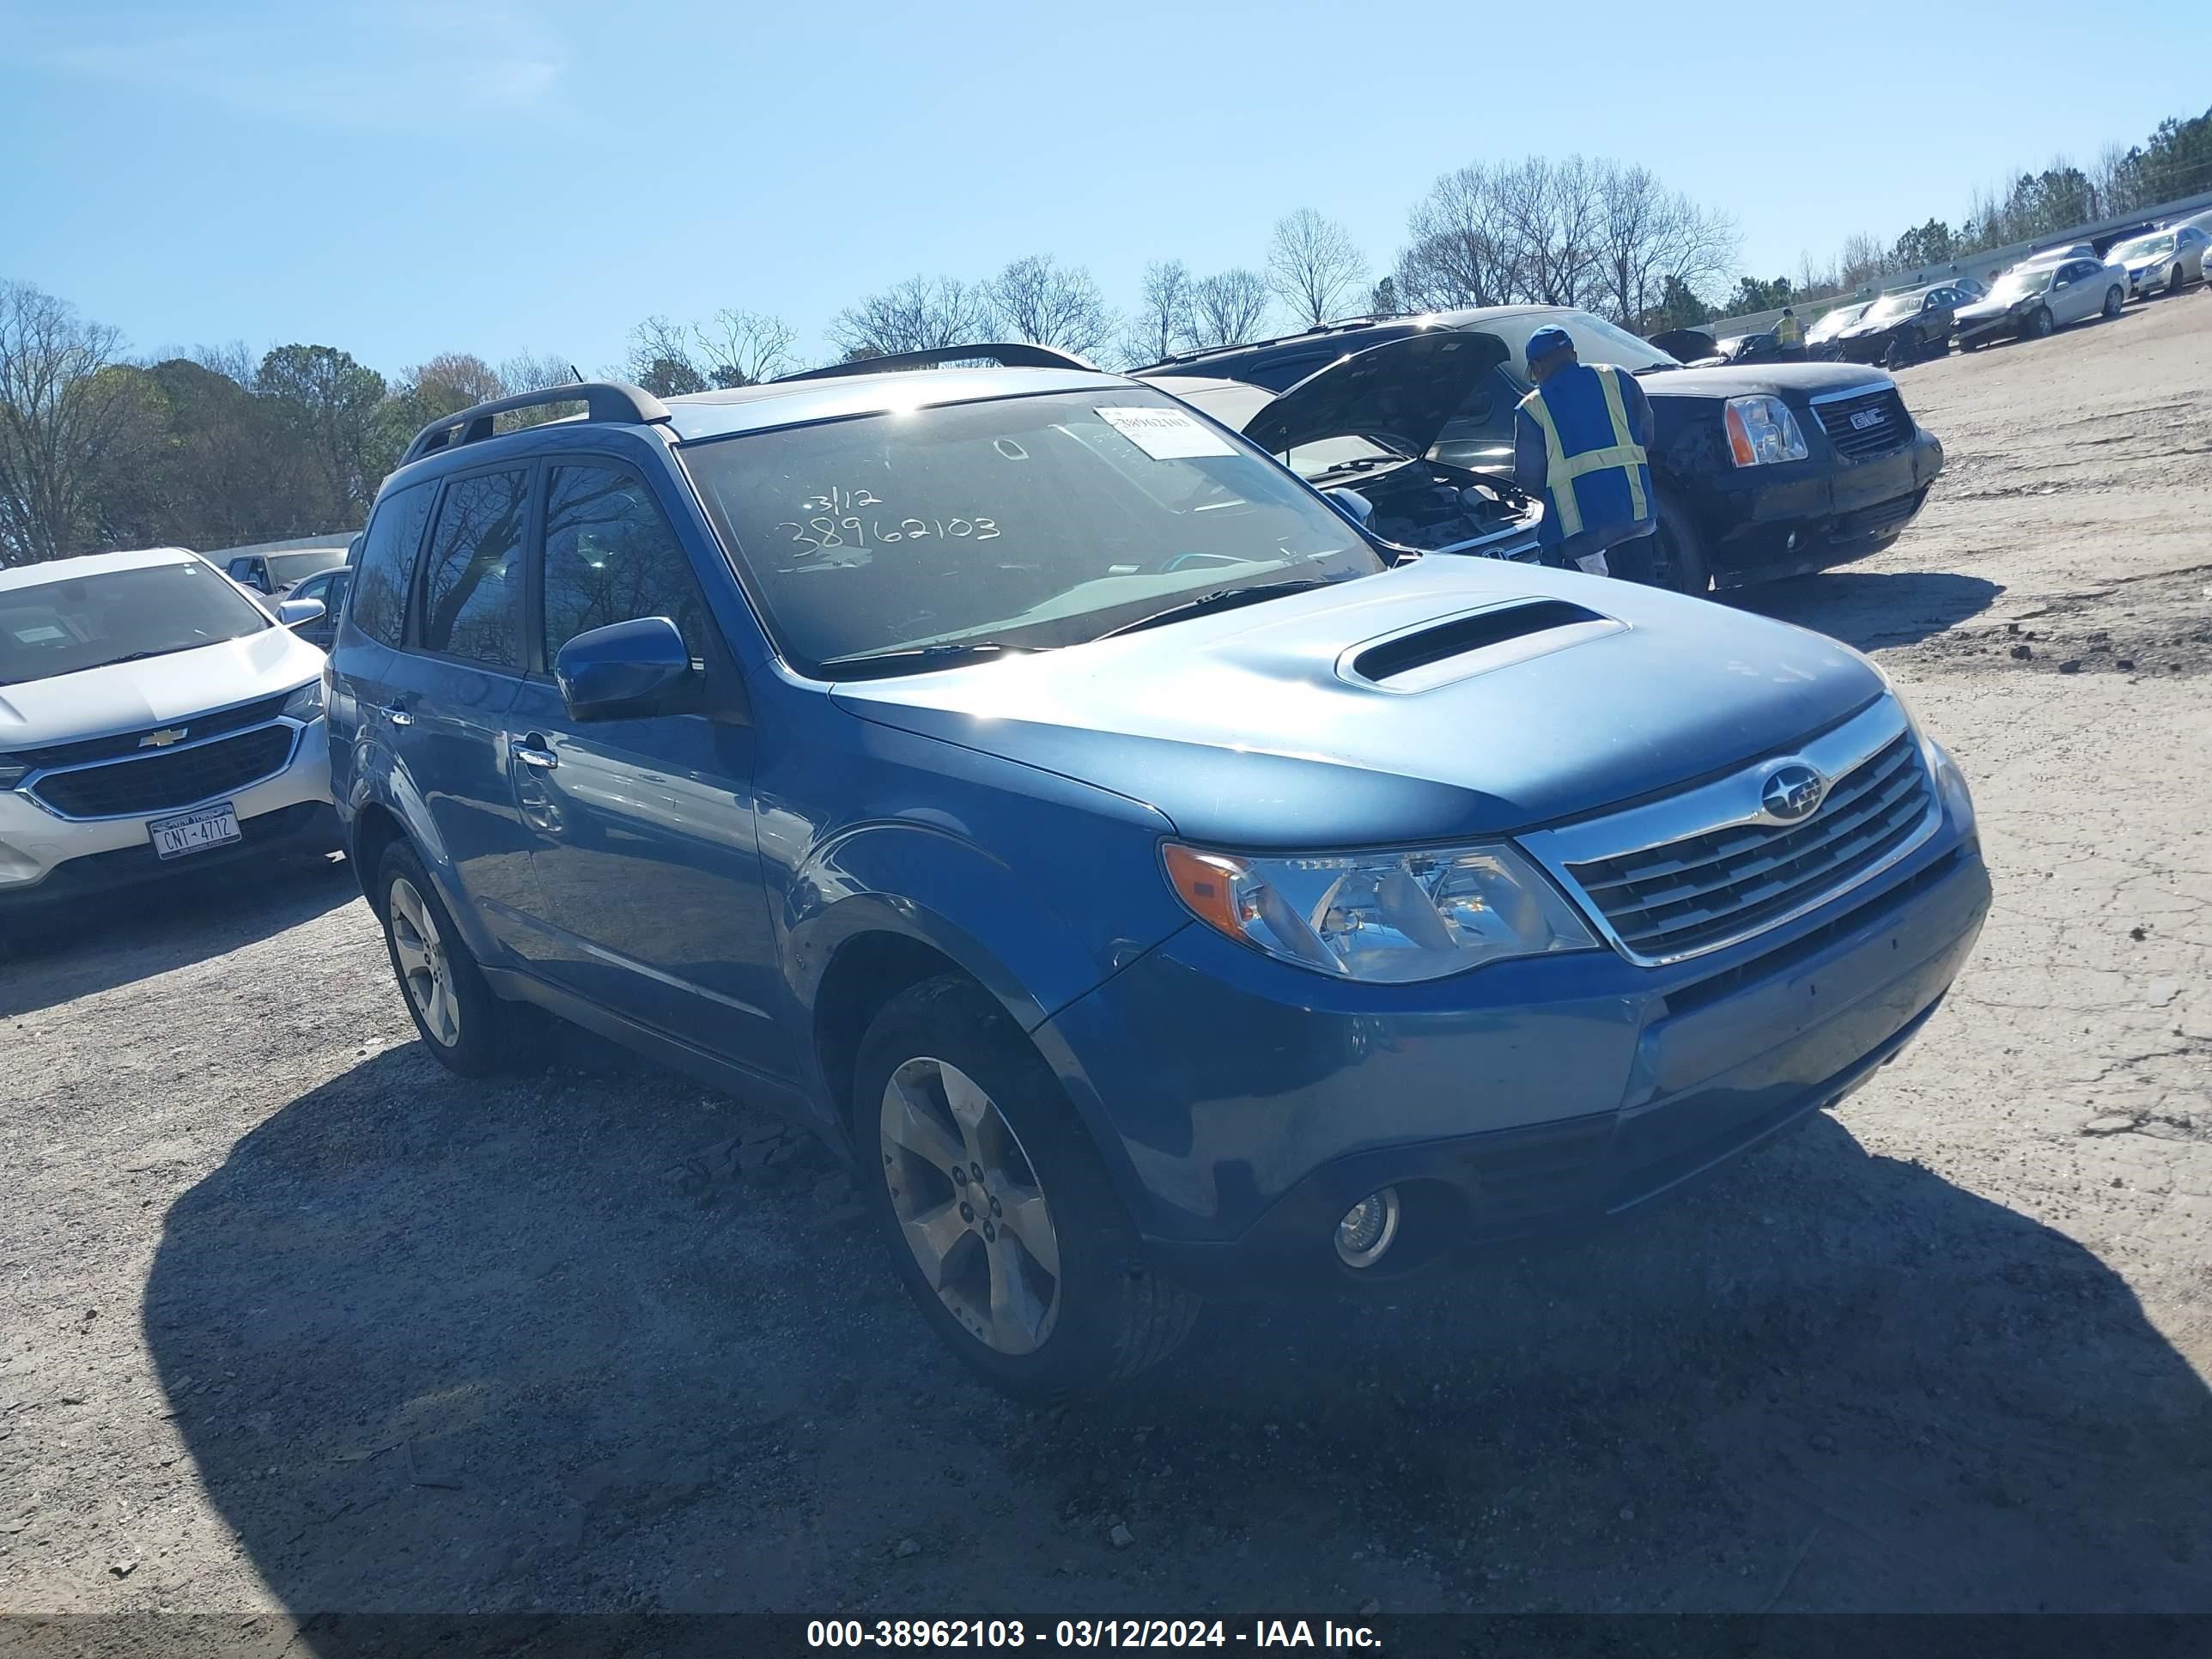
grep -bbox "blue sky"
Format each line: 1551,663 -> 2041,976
3,1 -> 2207,378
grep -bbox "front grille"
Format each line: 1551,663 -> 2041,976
1811,387 -> 1911,460
0,693 -> 289,772
1566,732 -> 1934,962
31,725 -> 296,818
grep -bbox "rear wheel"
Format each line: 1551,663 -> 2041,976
374,843 -> 524,1077
854,975 -> 1199,1400
1644,486 -> 1712,598
2102,286 -> 2124,319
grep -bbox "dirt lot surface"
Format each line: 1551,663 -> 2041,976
3,294 -> 2209,1638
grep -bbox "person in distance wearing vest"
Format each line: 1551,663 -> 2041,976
1511,325 -> 1657,582
1773,306 -> 1806,359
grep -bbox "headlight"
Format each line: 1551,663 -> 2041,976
282,678 -> 325,721
1163,840 -> 1596,983
1723,395 -> 1809,466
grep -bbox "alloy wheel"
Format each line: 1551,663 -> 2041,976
388,876 -> 459,1048
878,1055 -> 1061,1356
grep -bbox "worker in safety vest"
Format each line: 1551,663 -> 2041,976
1773,307 -> 1806,358
1511,325 -> 1656,580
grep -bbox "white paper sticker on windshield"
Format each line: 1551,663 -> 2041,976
1095,405 -> 1237,459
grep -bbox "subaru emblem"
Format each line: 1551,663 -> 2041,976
1761,763 -> 1826,823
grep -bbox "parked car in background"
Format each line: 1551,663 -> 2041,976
2107,223 -> 2209,299
1804,302 -> 1872,359
1827,283 -> 1970,368
1645,327 -> 1723,365
326,374 -> 1990,1396
1136,307 -> 1945,595
1144,337 -> 1542,561
280,565 -> 353,651
0,549 -> 337,914
224,547 -> 349,599
1954,253 -> 2128,346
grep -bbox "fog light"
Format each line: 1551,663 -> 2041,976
1334,1188 -> 1401,1268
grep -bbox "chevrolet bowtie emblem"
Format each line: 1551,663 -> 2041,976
138,727 -> 188,749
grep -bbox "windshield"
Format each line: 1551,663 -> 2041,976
1478,312 -> 1680,377
680,387 -> 1382,675
1992,266 -> 2057,300
1863,294 -> 1917,323
2112,234 -> 2174,264
0,559 -> 271,685
1806,304 -> 1869,342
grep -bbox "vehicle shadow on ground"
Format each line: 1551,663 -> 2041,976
1728,569 -> 2002,652
0,854 -> 358,1018
147,1042 -> 2212,1632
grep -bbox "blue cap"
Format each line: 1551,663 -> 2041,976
1525,325 -> 1576,368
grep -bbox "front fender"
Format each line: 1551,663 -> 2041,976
785,819 -> 1170,1034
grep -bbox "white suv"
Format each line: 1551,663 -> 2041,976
0,548 -> 337,913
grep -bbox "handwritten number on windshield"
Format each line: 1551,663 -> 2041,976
775,517 -> 1000,553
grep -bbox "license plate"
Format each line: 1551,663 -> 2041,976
149,801 -> 241,860
1850,408 -> 1886,431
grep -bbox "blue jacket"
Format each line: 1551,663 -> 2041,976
1512,362 -> 1656,569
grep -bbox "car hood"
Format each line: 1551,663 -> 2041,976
831,557 -> 1885,848
1632,360 -> 1899,401
1240,331 -> 1510,458
1954,298 -> 2022,324
0,626 -> 321,750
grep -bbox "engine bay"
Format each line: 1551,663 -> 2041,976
1329,459 -> 1537,557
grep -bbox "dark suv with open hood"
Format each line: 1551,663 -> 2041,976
1136,307 -> 1947,595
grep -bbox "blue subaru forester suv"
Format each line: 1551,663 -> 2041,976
326,364 -> 1990,1396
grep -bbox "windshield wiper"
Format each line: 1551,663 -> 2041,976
1630,362 -> 1685,375
1094,578 -> 1338,641
817,640 -> 1033,677
96,645 -> 214,667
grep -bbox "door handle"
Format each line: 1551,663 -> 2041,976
386,704 -> 414,727
510,735 -> 557,770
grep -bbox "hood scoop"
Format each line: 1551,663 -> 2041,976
1339,598 -> 1624,693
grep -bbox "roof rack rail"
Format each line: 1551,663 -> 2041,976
774,343 -> 1098,384
399,381 -> 672,467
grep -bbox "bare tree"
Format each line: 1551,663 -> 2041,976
1188,268 -> 1273,348
1495,155 -> 1603,307
409,352 -> 505,411
1395,161 -> 1517,311
692,308 -> 798,387
0,283 -> 162,562
622,316 -> 708,396
1835,232 -> 1887,292
1129,258 -> 1197,363
1267,209 -> 1369,326
1592,162 -> 1738,327
830,276 -> 995,360
983,255 -> 1112,356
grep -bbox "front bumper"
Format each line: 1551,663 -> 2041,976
0,719 -> 335,908
1039,810 -> 1988,1296
1955,310 -> 2027,346
1697,426 -> 1944,585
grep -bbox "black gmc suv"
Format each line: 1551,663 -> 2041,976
1134,307 -> 1946,594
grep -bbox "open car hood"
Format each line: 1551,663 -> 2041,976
1240,331 -> 1510,459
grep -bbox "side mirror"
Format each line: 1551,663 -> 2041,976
1325,486 -> 1375,527
553,616 -> 695,721
276,598 -> 326,630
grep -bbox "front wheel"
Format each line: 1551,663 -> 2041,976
2024,305 -> 2055,339
855,975 -> 1199,1400
2170,266 -> 2187,298
2102,286 -> 2124,319
1644,486 -> 1712,598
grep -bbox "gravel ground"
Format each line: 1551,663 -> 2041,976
3,292 -> 2209,1634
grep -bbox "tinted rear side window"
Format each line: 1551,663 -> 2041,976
418,468 -> 528,667
349,480 -> 436,647
541,464 -> 714,661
